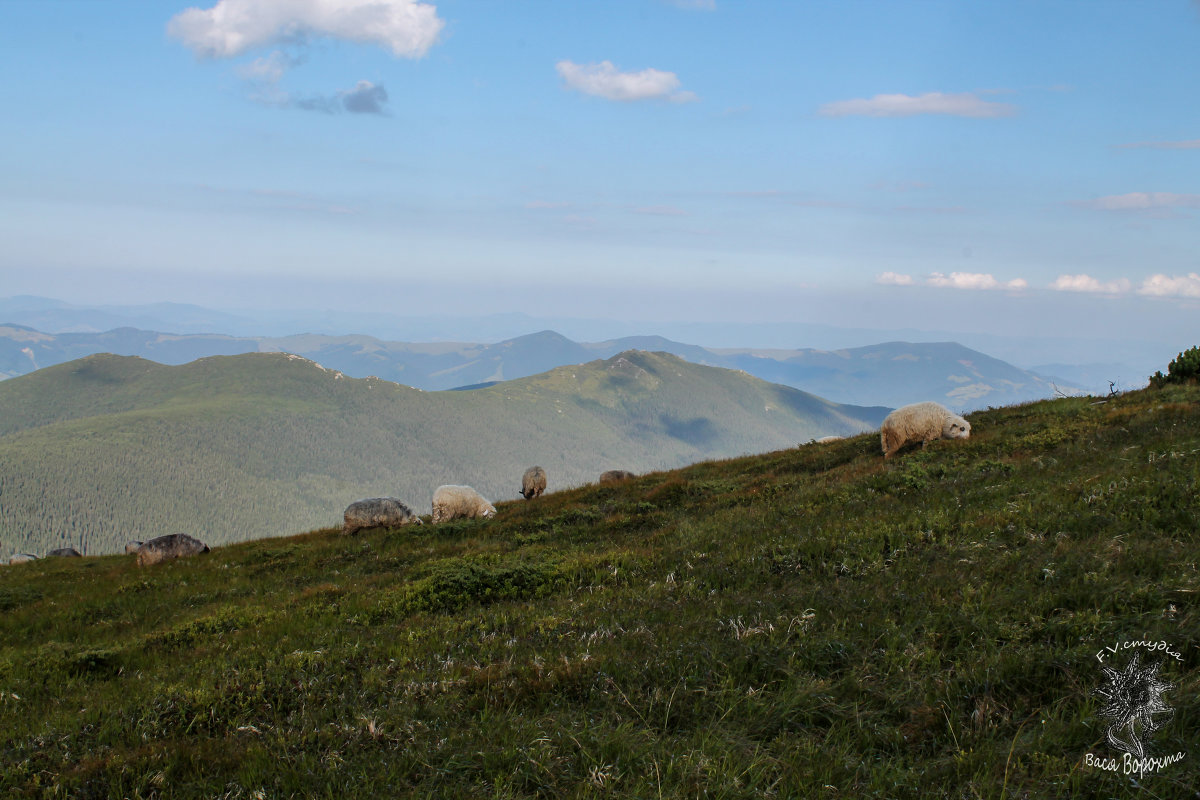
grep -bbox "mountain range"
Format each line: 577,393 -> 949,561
0,349 -> 886,556
0,323 -> 1080,411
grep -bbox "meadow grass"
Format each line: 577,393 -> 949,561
1,384 -> 1197,798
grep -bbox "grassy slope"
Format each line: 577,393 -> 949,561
0,351 -> 886,555
0,384 -> 1196,798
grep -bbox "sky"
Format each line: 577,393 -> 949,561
1,0 -> 1199,356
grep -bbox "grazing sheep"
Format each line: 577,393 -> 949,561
47,548 -> 81,558
136,533 -> 210,567
9,553 -> 38,565
342,497 -> 424,536
520,466 -> 547,500
599,470 -> 636,484
125,541 -> 143,554
432,485 -> 496,523
880,401 -> 971,458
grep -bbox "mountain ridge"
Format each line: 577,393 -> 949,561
1,323 -> 1081,409
0,349 -> 886,555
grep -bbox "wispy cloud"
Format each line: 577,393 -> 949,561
633,205 -> 688,216
724,189 -> 787,198
819,91 -> 1016,118
1049,272 -> 1200,298
168,0 -> 444,60
1115,139 -> 1200,150
251,73 -> 390,115
1081,192 -> 1200,211
196,183 -> 356,216
876,272 -> 914,286
893,205 -> 967,215
869,180 -> 931,193
238,49 -> 297,83
664,0 -> 716,9
1050,274 -> 1131,294
1137,273 -> 1200,298
556,60 -> 697,103
927,272 -> 1027,290
525,200 -> 574,210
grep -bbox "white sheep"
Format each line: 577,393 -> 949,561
520,466 -> 547,500
880,401 -> 971,458
432,485 -> 497,523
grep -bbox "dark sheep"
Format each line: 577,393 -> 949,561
599,470 -> 636,484
47,548 -> 81,557
342,497 -> 424,536
137,533 -> 210,567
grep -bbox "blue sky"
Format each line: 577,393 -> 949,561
1,0 -> 1198,352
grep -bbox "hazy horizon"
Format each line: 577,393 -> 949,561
0,290 -> 1176,392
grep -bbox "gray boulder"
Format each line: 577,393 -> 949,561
342,497 -> 424,536
599,470 -> 636,484
8,553 -> 38,565
137,533 -> 210,567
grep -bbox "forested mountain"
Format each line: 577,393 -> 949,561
1,323 -> 1078,409
0,350 -> 886,556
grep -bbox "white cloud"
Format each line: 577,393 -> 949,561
1116,139 -> 1200,150
876,272 -> 914,286
665,0 -> 716,9
1137,273 -> 1200,298
1084,192 -> 1200,211
556,60 -> 696,103
168,0 -> 444,59
927,272 -> 1026,290
1050,274 -> 1131,294
819,92 -> 1016,118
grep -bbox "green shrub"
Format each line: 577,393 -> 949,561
1150,344 -> 1200,387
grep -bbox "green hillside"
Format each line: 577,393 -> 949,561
0,381 -> 1195,797
0,350 -> 885,556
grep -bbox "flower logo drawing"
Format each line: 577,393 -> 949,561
1094,652 -> 1175,764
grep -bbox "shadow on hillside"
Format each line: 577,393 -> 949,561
660,414 -> 719,447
